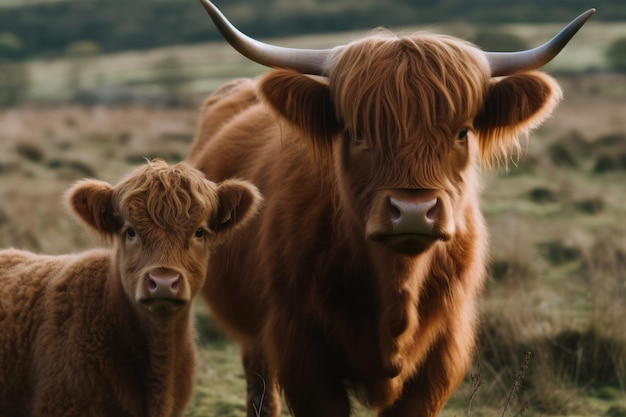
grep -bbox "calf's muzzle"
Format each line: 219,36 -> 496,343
147,269 -> 181,299
140,267 -> 187,314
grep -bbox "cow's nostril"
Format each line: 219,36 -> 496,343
171,276 -> 181,291
148,276 -> 157,291
425,198 -> 440,222
388,197 -> 402,221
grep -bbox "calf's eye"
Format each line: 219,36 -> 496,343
194,228 -> 205,239
126,228 -> 137,239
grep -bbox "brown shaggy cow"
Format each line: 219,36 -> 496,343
0,159 -> 261,417
187,3 -> 594,417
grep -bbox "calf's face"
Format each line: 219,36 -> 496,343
66,160 -> 262,316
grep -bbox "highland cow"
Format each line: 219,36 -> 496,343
187,3 -> 594,416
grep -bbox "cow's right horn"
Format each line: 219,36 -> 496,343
486,9 -> 595,76
198,0 -> 334,76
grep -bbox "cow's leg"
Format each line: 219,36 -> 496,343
268,325 -> 351,417
280,354 -> 351,417
242,344 -> 281,417
379,326 -> 475,417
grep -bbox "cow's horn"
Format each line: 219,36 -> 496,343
198,0 -> 334,76
486,9 -> 595,76
200,0 -> 594,78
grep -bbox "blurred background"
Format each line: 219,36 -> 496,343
1,0 -> 626,105
0,1 -> 625,416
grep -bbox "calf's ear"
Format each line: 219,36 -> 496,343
259,69 -> 341,152
474,71 -> 562,167
66,180 -> 120,238
209,179 -> 263,238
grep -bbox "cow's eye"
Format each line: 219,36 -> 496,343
126,227 -> 137,239
457,128 -> 469,141
350,129 -> 369,149
194,228 -> 205,239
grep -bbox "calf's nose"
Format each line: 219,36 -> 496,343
147,269 -> 181,299
388,196 -> 439,235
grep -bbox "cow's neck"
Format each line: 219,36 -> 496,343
331,204 -> 448,377
371,245 -> 437,358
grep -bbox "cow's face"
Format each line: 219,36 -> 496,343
259,33 -> 561,256
67,160 -> 262,316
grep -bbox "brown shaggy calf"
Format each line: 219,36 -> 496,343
0,159 -> 261,417
187,3 -> 593,417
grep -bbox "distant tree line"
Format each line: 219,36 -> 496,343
0,0 -> 623,60
1,0 -> 626,106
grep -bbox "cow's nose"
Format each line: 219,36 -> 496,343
388,196 -> 439,235
147,269 -> 181,299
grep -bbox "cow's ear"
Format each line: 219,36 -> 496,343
66,180 -> 120,238
259,69 -> 341,148
474,71 -> 562,166
209,179 -> 263,238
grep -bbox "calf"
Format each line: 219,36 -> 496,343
0,159 -> 261,417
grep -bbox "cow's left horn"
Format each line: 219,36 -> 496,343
198,0 -> 334,76
486,9 -> 595,76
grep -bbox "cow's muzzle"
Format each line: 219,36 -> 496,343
366,189 -> 453,255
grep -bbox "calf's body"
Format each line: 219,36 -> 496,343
0,248 -> 193,416
0,160 -> 261,417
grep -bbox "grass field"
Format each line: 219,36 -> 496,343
1,23 -> 626,417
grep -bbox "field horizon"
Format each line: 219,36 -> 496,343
13,18 -> 626,106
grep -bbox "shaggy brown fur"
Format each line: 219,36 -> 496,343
0,159 -> 261,417
187,30 -> 561,417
